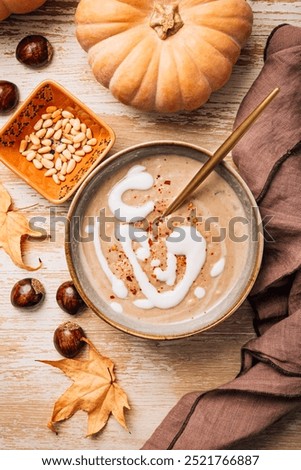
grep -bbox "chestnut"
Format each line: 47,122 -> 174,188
10,278 -> 45,309
56,281 -> 85,315
53,321 -> 86,358
16,35 -> 53,68
0,80 -> 19,114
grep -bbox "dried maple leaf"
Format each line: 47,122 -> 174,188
0,182 -> 43,270
39,337 -> 130,437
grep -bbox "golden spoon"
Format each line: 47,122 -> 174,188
163,87 -> 280,217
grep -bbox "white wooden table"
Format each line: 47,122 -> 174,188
0,0 -> 300,450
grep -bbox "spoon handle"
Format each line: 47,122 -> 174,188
163,87 -> 280,217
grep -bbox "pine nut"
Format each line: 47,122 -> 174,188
87,138 -> 97,146
44,168 -> 57,176
52,174 -> 60,184
68,144 -> 75,154
72,155 -> 82,163
26,152 -> 36,162
38,146 -> 52,154
52,114 -> 61,124
58,174 -> 66,182
61,162 -> 68,175
51,109 -> 61,118
42,113 -> 52,120
75,150 -> 85,156
62,137 -> 73,144
22,150 -> 32,156
45,128 -> 55,139
26,150 -> 36,160
81,123 -> 87,133
62,110 -> 74,119
56,143 -> 66,153
66,159 -> 76,174
83,145 -> 92,153
73,132 -> 86,143
34,119 -> 43,131
43,119 -> 53,128
30,134 -> 40,146
19,140 -> 28,153
42,158 -> 54,169
54,120 -> 62,131
64,123 -> 72,134
71,118 -> 81,131
46,106 -> 57,113
41,139 -> 52,146
36,128 -> 47,138
86,128 -> 92,139
33,159 -> 43,169
53,129 -> 62,141
43,153 -> 54,160
62,149 -> 72,160
55,158 -> 62,171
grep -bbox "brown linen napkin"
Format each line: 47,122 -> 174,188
142,24 -> 301,450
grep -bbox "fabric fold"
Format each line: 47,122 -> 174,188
142,24 -> 301,450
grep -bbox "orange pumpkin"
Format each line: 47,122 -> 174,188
0,0 -> 47,21
76,0 -> 253,113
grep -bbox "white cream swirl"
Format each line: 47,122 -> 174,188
108,165 -> 154,222
93,165 -> 209,310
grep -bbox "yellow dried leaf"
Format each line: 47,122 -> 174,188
0,182 -> 43,270
39,337 -> 130,437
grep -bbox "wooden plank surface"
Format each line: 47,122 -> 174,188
0,0 -> 301,450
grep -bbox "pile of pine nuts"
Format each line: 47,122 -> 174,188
19,106 -> 97,185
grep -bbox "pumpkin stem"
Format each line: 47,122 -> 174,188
150,3 -> 184,40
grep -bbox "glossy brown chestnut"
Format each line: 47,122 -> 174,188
56,281 -> 85,315
10,278 -> 45,309
53,321 -> 86,358
16,35 -> 53,68
0,80 -> 19,114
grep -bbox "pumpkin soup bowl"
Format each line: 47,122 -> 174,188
66,141 -> 263,340
0,80 -> 115,204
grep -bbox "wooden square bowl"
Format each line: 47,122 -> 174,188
0,80 -> 115,204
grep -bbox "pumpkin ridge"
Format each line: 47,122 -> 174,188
77,22 -> 143,50
166,44 -> 184,109
155,44 -> 183,112
114,0 -> 151,15
183,0 -> 253,45
180,31 -> 232,92
192,24 -> 241,51
177,39 -> 212,94
88,25 -> 148,87
183,0 -> 251,15
109,35 -> 159,104
131,47 -> 160,110
188,25 -> 238,65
